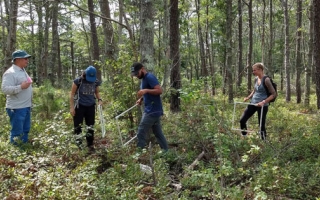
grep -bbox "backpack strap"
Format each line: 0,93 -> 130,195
74,77 -> 83,109
261,75 -> 268,91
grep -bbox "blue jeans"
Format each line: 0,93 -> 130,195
6,107 -> 31,144
137,113 -> 168,151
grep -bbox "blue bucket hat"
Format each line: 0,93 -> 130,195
85,66 -> 97,82
12,50 -> 31,62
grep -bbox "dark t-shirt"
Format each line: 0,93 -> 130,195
74,77 -> 101,106
141,73 -> 163,117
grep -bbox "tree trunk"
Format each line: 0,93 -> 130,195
205,1 -> 213,95
226,0 -> 233,103
100,0 -> 117,95
4,0 -> 18,70
0,0 -> 5,70
161,0 -> 170,92
50,0 -> 59,86
305,0 -> 314,105
43,2 -> 50,81
283,0 -> 291,102
195,0 -> 208,91
267,0 -> 274,77
237,0 -> 243,87
28,1 -> 36,83
100,0 -> 116,61
313,0 -> 320,109
140,0 -> 155,71
295,0 -> 302,103
247,0 -> 253,93
88,0 -> 101,80
261,0 -> 266,63
35,1 -> 44,84
71,41 -> 75,79
170,0 -> 181,112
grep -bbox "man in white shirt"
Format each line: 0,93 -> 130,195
2,50 -> 33,145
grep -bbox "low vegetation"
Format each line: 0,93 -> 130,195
0,81 -> 319,199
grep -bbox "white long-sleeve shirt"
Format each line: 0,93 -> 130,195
1,65 -> 32,109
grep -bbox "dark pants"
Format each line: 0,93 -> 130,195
137,113 -> 168,151
73,104 -> 95,147
240,105 -> 269,140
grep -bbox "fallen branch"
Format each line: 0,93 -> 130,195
187,151 -> 205,170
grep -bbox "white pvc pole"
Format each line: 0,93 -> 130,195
259,106 -> 264,137
98,105 -> 106,137
116,118 -> 123,145
115,103 -> 138,146
123,135 -> 137,146
232,102 -> 260,133
115,104 -> 138,120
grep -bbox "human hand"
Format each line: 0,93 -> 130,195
21,81 -> 32,89
244,97 -> 249,102
137,89 -> 146,98
257,100 -> 265,107
70,108 -> 75,116
136,98 -> 143,106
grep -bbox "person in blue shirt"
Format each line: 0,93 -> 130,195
240,63 -> 277,140
131,62 -> 168,151
70,66 -> 102,152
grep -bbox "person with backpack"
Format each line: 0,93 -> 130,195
240,62 -> 277,140
69,66 -> 102,152
1,50 -> 33,145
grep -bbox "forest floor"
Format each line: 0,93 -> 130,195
0,89 -> 319,199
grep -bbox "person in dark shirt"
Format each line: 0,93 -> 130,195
70,66 -> 102,152
131,62 -> 168,151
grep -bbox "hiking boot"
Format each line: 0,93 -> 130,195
89,146 -> 96,153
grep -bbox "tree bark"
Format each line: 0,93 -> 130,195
88,0 -> 101,80
50,0 -> 59,86
305,0 -> 314,105
313,0 -> 320,108
283,0 -> 291,102
246,0 -> 253,93
140,0 -> 155,70
260,0 -> 266,64
226,0 -> 233,103
4,0 -> 18,70
295,0 -> 302,103
267,0 -> 274,77
195,0 -> 208,92
237,0 -> 243,87
170,0 -> 181,112
161,0 -> 170,92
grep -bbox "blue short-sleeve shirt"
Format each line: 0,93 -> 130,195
141,73 -> 163,117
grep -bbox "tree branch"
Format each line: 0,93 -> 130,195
67,0 -> 128,30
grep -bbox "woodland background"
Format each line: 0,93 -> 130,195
0,0 -> 320,199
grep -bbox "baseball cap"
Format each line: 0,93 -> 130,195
130,62 -> 143,76
12,50 -> 31,62
85,66 -> 97,82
